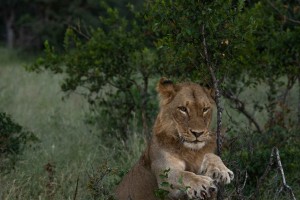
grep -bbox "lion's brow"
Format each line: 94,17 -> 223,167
192,90 -> 196,100
191,90 -> 204,103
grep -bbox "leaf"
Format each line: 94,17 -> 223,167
160,181 -> 170,187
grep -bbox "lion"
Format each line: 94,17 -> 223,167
116,78 -> 234,200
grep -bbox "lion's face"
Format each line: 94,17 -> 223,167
157,78 -> 215,150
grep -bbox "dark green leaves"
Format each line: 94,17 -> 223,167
0,112 -> 38,171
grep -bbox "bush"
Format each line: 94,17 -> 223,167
0,112 -> 38,171
223,126 -> 300,199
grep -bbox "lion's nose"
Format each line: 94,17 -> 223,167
190,129 -> 204,138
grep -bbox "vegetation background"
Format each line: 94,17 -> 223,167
0,0 -> 299,199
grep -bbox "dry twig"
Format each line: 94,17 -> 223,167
254,147 -> 296,200
236,171 -> 248,199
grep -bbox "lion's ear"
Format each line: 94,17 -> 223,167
157,77 -> 176,104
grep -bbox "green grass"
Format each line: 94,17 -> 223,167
0,48 -> 145,199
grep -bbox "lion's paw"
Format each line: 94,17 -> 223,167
186,175 -> 217,200
200,164 -> 234,184
200,154 -> 234,185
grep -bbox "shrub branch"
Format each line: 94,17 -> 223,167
222,90 -> 262,133
201,24 -> 224,200
254,147 -> 296,200
201,24 -> 223,157
73,176 -> 79,200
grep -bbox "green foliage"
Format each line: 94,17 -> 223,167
29,0 -> 299,141
154,188 -> 169,200
155,168 -> 171,200
224,126 -> 300,198
232,1 -> 300,81
148,0 -> 247,82
30,2 -> 159,139
148,0 -> 300,89
0,112 -> 38,171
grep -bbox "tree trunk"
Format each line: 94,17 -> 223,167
5,10 -> 15,49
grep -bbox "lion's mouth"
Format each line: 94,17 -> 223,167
181,138 -> 205,144
182,139 -> 206,150
179,135 -> 207,145
188,140 -> 204,144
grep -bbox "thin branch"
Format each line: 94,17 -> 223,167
202,24 -> 224,200
130,79 -> 142,92
267,1 -> 300,25
230,169 -> 248,200
69,20 -> 91,40
279,75 -> 296,105
254,151 -> 274,199
253,147 -> 296,200
222,90 -> 262,133
73,176 -> 79,200
201,24 -> 223,157
273,148 -> 296,200
240,171 -> 248,193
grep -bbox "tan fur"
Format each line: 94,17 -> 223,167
116,78 -> 233,200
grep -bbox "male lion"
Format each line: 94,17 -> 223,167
116,78 -> 234,200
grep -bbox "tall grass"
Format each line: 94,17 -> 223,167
0,48 -> 145,199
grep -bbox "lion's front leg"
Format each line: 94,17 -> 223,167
161,170 -> 217,200
151,152 -> 217,200
199,153 -> 234,184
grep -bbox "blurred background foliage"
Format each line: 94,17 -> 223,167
0,0 -> 300,199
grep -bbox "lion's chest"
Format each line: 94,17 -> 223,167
181,152 -> 205,174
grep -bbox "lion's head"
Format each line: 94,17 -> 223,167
155,78 -> 215,150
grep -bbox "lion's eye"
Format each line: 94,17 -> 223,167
203,107 -> 210,113
178,106 -> 187,113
